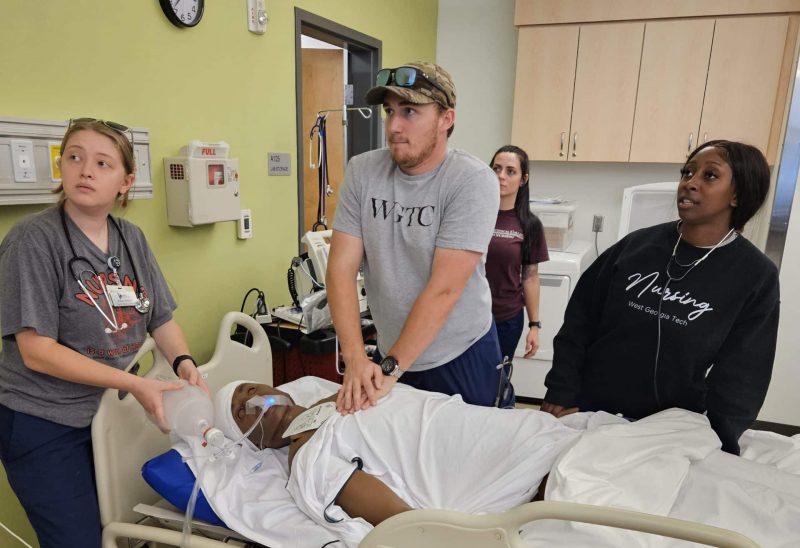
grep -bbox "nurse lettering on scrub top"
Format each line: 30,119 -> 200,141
0,118 -> 207,548
542,140 -> 780,456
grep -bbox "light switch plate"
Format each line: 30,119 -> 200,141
238,209 -> 253,239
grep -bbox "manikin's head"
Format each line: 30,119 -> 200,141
213,380 -> 299,450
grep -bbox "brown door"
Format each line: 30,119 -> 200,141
301,48 -> 344,235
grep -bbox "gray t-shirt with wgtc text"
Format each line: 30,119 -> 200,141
0,206 -> 177,427
333,148 -> 499,371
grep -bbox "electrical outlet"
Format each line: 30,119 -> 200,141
592,214 -> 604,233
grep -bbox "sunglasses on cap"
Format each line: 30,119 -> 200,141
375,67 -> 452,108
68,117 -> 134,142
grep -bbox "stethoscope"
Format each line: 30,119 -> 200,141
60,204 -> 151,333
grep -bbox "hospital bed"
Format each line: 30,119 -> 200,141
92,312 -> 779,548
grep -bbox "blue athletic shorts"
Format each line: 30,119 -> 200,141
373,323 -> 503,407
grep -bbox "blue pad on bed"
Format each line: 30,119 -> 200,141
141,449 -> 226,527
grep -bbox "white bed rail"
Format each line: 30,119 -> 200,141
359,500 -> 760,548
92,312 -> 272,548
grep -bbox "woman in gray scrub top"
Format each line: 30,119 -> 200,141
0,118 -> 207,548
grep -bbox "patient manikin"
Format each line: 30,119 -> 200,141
214,380 -> 579,545
210,380 -> 800,548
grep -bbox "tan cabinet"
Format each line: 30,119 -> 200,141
570,22 -> 645,161
514,13 -> 794,164
511,25 -> 578,161
700,16 -> 789,155
629,19 -> 714,162
631,15 -> 789,163
511,22 -> 644,162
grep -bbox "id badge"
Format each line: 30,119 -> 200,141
282,402 -> 337,438
107,285 -> 139,307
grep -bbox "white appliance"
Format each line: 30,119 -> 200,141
299,229 -> 368,314
512,240 -> 593,400
618,181 -> 679,240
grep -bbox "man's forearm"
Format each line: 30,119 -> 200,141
388,283 -> 462,370
327,269 -> 366,361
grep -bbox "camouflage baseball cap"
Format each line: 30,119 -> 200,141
365,62 -> 456,109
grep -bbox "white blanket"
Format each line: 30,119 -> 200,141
286,383 -> 581,547
175,378 -> 800,548
522,409 -> 800,547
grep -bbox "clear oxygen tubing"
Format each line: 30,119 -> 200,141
179,394 -> 294,545
181,462 -> 204,548
211,393 -> 293,460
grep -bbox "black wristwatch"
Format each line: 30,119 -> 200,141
528,320 -> 542,329
380,355 -> 403,379
172,354 -> 197,376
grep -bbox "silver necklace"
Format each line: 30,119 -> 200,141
666,222 -> 736,282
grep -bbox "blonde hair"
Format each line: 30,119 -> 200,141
54,119 -> 136,207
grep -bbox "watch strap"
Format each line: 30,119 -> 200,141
528,320 -> 541,328
172,354 -> 197,376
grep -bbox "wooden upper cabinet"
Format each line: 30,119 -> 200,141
511,25 -> 579,161
569,22 -> 645,162
512,11 -> 794,164
700,16 -> 789,157
629,19 -> 715,163
511,22 -> 644,161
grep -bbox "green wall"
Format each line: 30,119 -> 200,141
0,1 -> 437,544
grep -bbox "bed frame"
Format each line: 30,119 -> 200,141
92,312 -> 271,548
362,501 -> 759,548
92,311 -> 758,548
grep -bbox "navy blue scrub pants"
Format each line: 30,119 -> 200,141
494,309 -> 525,408
373,322 -> 503,407
495,309 -> 525,362
0,404 -> 101,548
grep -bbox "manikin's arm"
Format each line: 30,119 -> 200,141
285,397 -> 410,525
335,470 -> 412,526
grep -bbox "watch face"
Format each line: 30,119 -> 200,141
160,0 -> 204,28
380,356 -> 399,375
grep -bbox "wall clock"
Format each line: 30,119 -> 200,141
159,0 -> 204,28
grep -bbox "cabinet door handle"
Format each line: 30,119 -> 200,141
559,132 -> 566,157
571,132 -> 578,157
687,132 -> 694,154
703,132 -> 708,143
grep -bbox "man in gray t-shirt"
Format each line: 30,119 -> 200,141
329,62 -> 501,412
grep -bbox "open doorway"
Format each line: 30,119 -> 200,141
294,9 -> 382,244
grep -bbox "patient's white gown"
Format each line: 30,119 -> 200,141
286,383 -> 580,546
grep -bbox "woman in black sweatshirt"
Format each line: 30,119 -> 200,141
542,140 -> 780,455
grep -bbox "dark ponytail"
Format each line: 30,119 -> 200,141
490,145 -> 543,265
